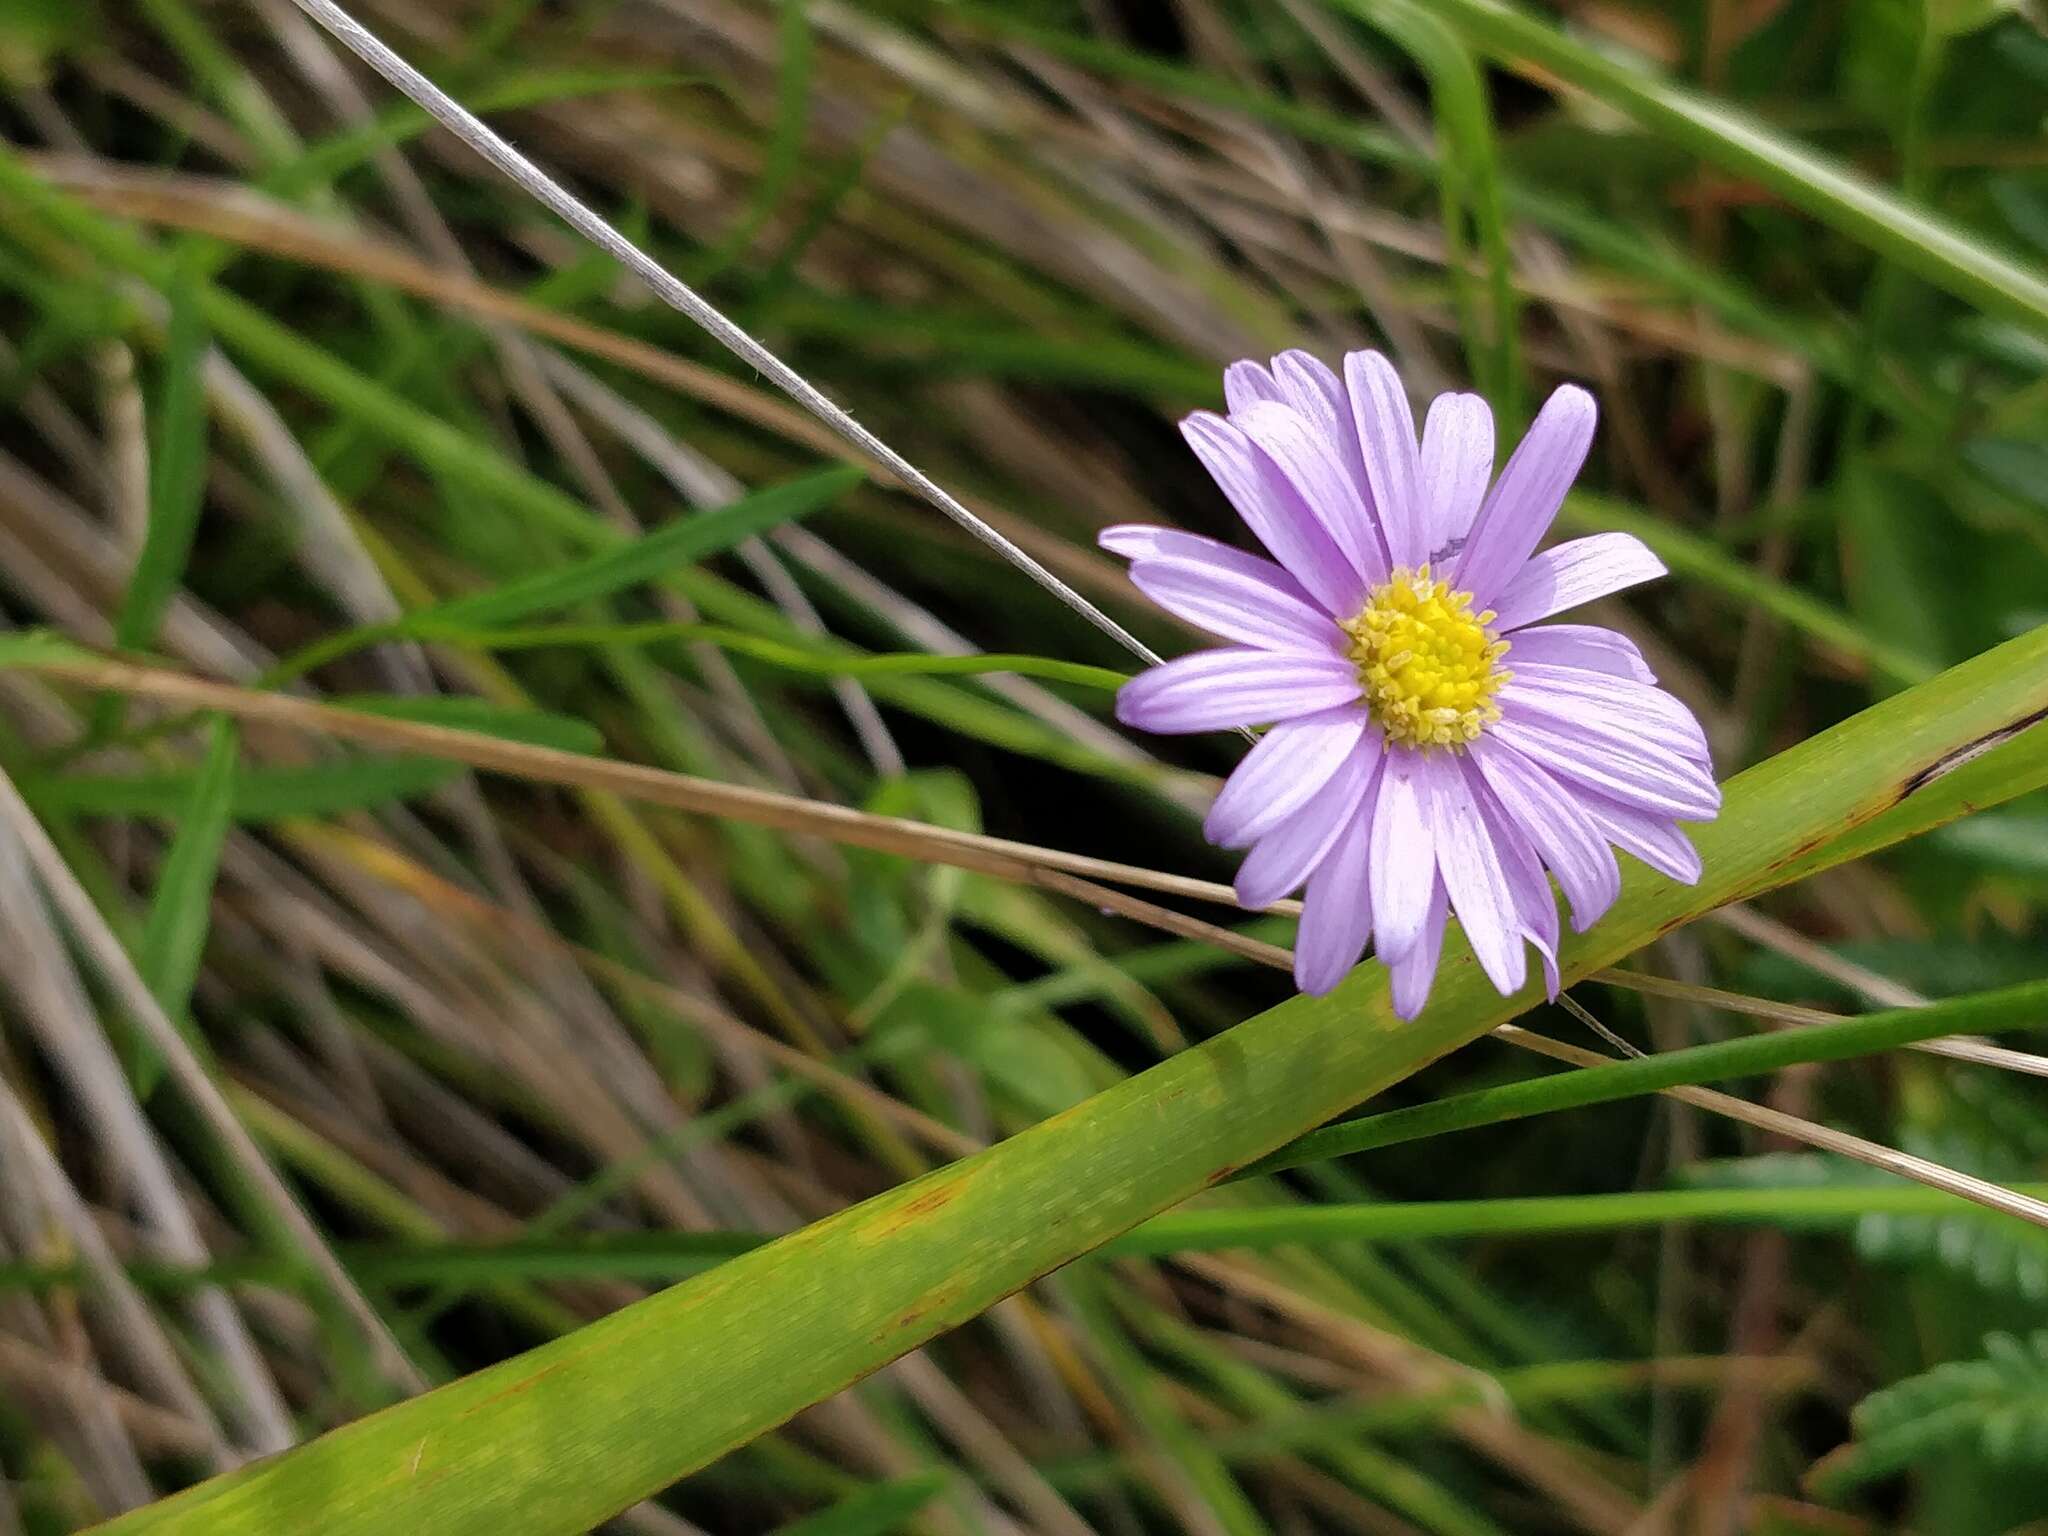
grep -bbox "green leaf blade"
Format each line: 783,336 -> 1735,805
117,261 -> 210,654
420,465 -> 861,631
28,757 -> 464,821
126,714 -> 236,1094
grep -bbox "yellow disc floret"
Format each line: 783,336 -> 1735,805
1342,565 -> 1510,750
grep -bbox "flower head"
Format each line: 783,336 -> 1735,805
1107,351 -> 1719,1016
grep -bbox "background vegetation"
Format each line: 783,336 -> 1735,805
1,0 -> 2047,1532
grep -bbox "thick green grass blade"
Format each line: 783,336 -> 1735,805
1764,714 -> 2048,889
1404,0 -> 2048,333
87,624 -> 2048,1536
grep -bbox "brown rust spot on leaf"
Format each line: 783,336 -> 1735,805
458,1358 -> 570,1416
1651,910 -> 1695,940
1897,705 -> 2048,801
1766,830 -> 1832,872
900,1182 -> 960,1218
873,1278 -> 968,1345
867,1177 -> 966,1238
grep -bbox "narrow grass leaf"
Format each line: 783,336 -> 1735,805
412,620 -> 1128,692
691,0 -> 811,284
116,256 -> 208,655
27,757 -> 462,821
1240,977 -> 2048,1177
127,714 -> 236,1094
1409,0 -> 2048,332
266,69 -> 716,199
15,1174 -> 2048,1289
332,696 -> 605,756
1365,0 -> 1521,416
768,1475 -> 947,1536
425,465 -> 860,628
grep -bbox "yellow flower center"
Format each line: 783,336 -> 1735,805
1341,565 -> 1510,750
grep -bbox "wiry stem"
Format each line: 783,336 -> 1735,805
287,0 -> 1164,672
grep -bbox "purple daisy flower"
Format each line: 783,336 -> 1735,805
1105,350 -> 1720,1016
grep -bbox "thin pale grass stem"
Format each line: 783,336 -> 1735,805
1592,968 -> 2048,1077
27,650 -> 2048,1081
287,0 -> 1164,672
0,1331 -> 217,1464
290,820 -> 984,1159
0,765 -> 427,1393
1556,993 -> 1646,1060
0,1327 -> 156,1510
0,784 -> 296,1453
1495,1023 -> 2048,1232
15,649 -> 1255,911
1706,904 -> 1925,1008
30,156 -> 854,461
1909,1037 -> 2048,1078
38,649 -> 2048,1099
0,1077 -> 234,1469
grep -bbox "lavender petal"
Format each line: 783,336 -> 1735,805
1388,879 -> 1449,1020
1367,746 -> 1436,960
1101,524 -> 1315,604
1271,351 -> 1393,580
1579,792 -> 1705,884
1130,555 -> 1346,655
1418,392 -> 1494,566
1467,736 -> 1621,932
1234,747 -> 1379,909
1205,709 -> 1377,848
1491,530 -> 1665,631
1345,350 -> 1427,570
1469,764 -> 1561,999
1426,754 -> 1528,996
1116,648 -> 1362,735
1499,674 -> 1711,766
1498,623 -> 1657,684
1454,384 -> 1597,605
1293,777 -> 1379,995
1224,359 -> 1286,414
1492,712 -> 1721,821
1181,412 -> 1365,617
1234,399 -> 1389,589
